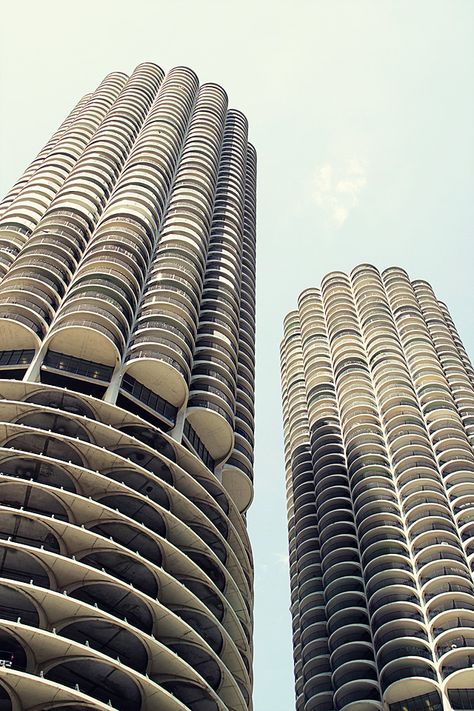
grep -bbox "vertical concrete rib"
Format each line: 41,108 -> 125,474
282,264 -> 474,711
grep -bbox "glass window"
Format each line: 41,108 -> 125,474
390,691 -> 443,711
449,689 -> 474,710
0,349 -> 35,367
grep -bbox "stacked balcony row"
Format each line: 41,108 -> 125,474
0,71 -> 130,280
0,91 -> 93,220
0,63 -> 161,346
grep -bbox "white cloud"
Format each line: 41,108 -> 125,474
311,158 -> 367,228
275,551 -> 289,567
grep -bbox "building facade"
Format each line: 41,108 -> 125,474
281,264 -> 474,711
0,62 -> 255,711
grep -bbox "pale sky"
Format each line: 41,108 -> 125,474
1,2 -> 473,710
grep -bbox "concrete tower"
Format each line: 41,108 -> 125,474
0,62 -> 256,711
281,264 -> 474,711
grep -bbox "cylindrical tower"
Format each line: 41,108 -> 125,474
281,264 -> 474,711
0,62 -> 256,711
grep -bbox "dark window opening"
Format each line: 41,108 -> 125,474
390,691 -> 443,711
42,350 -> 113,382
183,419 -> 215,471
0,368 -> 28,380
449,689 -> 474,710
40,369 -> 107,398
119,374 -> 177,426
0,350 -> 34,368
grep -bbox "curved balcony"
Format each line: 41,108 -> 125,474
374,619 -> 428,652
436,630 -> 474,661
186,395 -> 235,462
45,317 -> 121,369
377,640 -> 434,676
362,540 -> 409,569
424,578 -> 474,604
420,560 -> 471,590
428,592 -> 474,627
303,670 -> 332,699
354,491 -> 399,524
124,346 -> 189,409
366,571 -> 416,601
334,680 -> 381,710
414,540 -> 466,572
0,312 -> 42,351
383,680 -> 442,709
221,457 -> 253,514
329,625 -> 373,663
402,490 -> 449,515
440,648 -> 474,681
322,548 -> 361,579
369,578 -> 420,615
371,598 -> 423,630
328,606 -> 370,638
0,671 -> 137,711
380,659 -> 438,694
